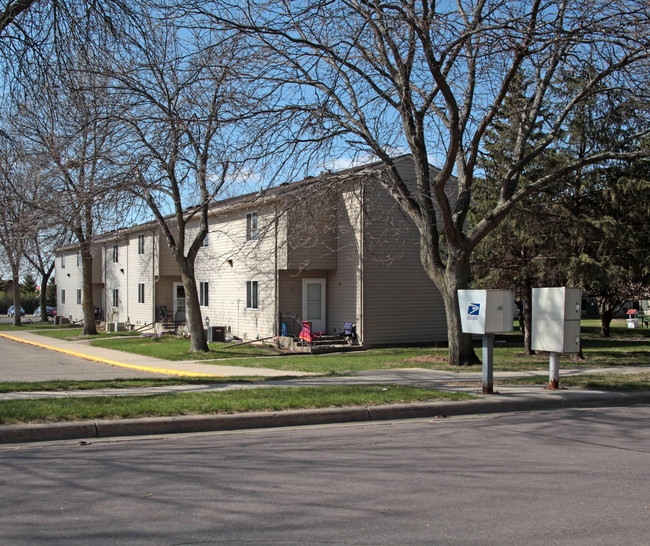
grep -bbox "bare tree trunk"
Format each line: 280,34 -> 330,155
80,241 -> 97,335
522,286 -> 535,355
35,261 -> 54,323
599,299 -> 614,338
178,259 -> 208,352
37,273 -> 49,322
429,250 -> 480,366
11,271 -> 21,327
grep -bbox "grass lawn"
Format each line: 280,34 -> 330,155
0,377 -> 265,393
22,318 -> 648,373
499,372 -> 650,391
89,335 -> 283,359
0,322 -> 75,331
0,324 -> 142,339
31,327 -> 141,340
0,385 -> 476,425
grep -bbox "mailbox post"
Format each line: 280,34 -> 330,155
531,287 -> 582,389
458,289 -> 515,394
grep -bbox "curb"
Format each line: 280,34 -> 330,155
2,391 -> 649,445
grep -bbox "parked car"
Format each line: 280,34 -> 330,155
34,306 -> 57,318
7,305 -> 25,317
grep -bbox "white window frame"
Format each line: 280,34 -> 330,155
77,250 -> 81,267
246,280 -> 258,310
61,289 -> 66,304
199,281 -> 209,307
112,288 -> 119,308
246,212 -> 259,241
76,289 -> 82,305
138,283 -> 145,304
112,244 -> 119,263
138,234 -> 145,255
61,255 -> 65,269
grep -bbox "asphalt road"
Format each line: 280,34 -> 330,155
0,406 -> 648,545
0,332 -> 160,381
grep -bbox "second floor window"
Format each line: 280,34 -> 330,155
76,289 -> 81,305
138,283 -> 145,304
112,244 -> 119,263
138,234 -> 145,255
246,212 -> 259,241
61,289 -> 66,304
77,251 -> 81,267
202,231 -> 209,247
61,255 -> 65,269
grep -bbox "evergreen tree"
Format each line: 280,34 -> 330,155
20,273 -> 37,294
46,278 -> 56,307
472,72 -> 562,353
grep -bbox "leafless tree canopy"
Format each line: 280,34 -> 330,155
182,0 -> 650,364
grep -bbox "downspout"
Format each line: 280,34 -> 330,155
358,178 -> 365,345
126,237 -> 129,325
274,203 -> 279,336
152,229 -> 158,327
103,244 -> 107,324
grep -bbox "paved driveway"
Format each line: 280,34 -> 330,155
0,335 -> 162,381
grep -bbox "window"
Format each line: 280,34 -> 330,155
61,255 -> 65,269
61,289 -> 66,304
112,288 -> 119,308
138,283 -> 145,304
246,280 -> 258,309
202,231 -> 209,247
199,281 -> 209,307
77,251 -> 81,267
138,234 -> 145,255
76,289 -> 82,305
246,212 -> 259,241
112,244 -> 119,263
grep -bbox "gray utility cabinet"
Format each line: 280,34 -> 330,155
531,287 -> 582,353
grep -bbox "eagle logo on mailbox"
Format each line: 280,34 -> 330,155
467,303 -> 480,320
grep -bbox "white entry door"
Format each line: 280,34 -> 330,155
302,278 -> 326,333
173,282 -> 186,322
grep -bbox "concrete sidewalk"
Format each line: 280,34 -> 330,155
1,330 -> 649,445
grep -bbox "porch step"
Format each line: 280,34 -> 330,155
308,334 -> 362,354
309,343 -> 364,354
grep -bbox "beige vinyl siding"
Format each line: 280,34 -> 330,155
55,249 -> 85,322
125,230 -> 156,326
286,191 -> 337,270
56,245 -> 105,322
155,277 -> 178,317
279,269 -> 330,331
327,186 -> 362,336
102,239 -> 130,324
194,204 -> 278,339
361,168 -> 447,346
157,229 -> 178,276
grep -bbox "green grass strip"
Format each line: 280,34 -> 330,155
500,372 -> 650,391
0,385 -> 475,425
0,377 -> 269,393
89,335 -> 282,360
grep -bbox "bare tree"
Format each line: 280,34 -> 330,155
14,46 -> 131,334
0,132 -> 34,325
23,225 -> 70,322
189,0 -> 650,365
105,15 -> 270,351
